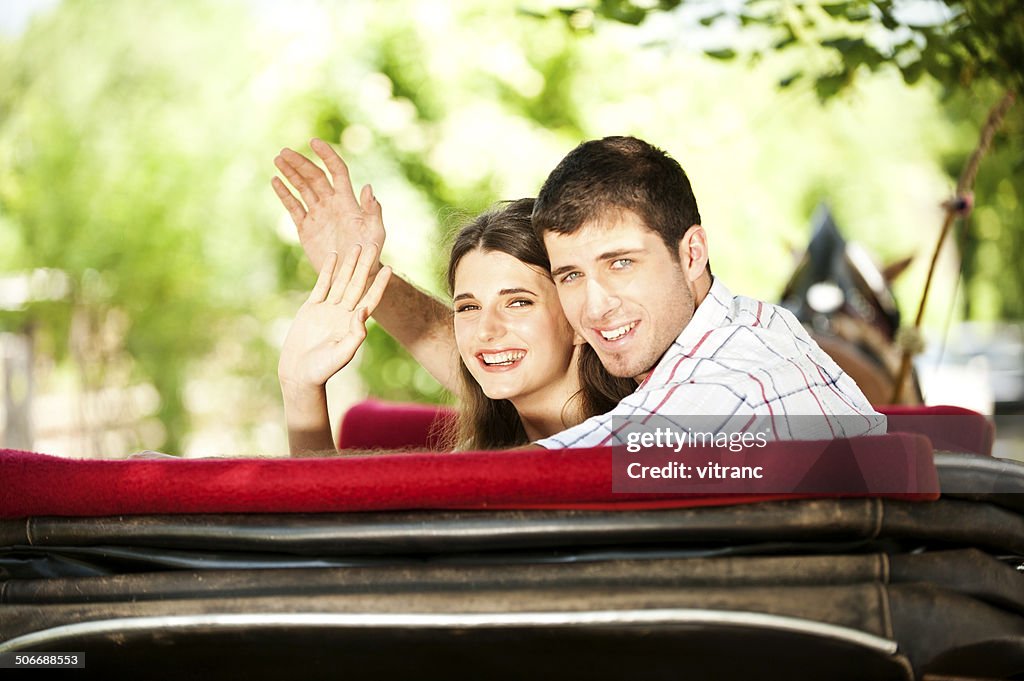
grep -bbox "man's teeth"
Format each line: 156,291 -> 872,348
481,350 -> 526,366
599,322 -> 637,341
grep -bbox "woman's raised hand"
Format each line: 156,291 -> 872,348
278,243 -> 392,391
272,139 -> 386,275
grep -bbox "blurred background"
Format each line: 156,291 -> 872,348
1,0 -> 1021,458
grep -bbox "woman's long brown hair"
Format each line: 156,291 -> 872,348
442,198 -> 634,450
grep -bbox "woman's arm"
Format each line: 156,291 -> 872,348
279,383 -> 335,456
278,244 -> 392,456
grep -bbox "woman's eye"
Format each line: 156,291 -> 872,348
509,299 -> 533,308
455,304 -> 479,313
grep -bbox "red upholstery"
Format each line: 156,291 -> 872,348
877,404 -> 994,456
1,431 -> 937,519
3,400 -> 959,519
338,399 -> 456,451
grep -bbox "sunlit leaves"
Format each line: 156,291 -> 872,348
556,0 -> 1024,100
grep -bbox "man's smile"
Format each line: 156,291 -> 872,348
594,320 -> 640,343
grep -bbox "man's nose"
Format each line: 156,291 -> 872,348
584,278 -> 620,320
476,306 -> 506,342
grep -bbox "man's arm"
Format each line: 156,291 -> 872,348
272,140 -> 460,392
371,274 -> 460,392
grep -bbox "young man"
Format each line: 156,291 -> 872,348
272,136 -> 883,447
528,136 -> 884,447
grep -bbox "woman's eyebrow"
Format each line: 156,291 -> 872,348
454,287 -> 537,302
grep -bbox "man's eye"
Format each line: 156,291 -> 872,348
559,272 -> 581,284
509,299 -> 533,308
611,258 -> 632,269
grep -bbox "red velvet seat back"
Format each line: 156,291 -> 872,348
338,399 -> 456,451
878,404 -> 993,456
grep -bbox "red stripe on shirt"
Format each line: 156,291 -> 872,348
746,371 -> 779,435
811,359 -> 872,428
786,357 -> 836,438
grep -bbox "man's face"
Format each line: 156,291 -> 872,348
545,211 -> 697,382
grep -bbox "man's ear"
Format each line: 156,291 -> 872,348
677,225 -> 709,283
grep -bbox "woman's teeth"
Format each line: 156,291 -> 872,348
481,350 -> 526,366
600,321 -> 637,341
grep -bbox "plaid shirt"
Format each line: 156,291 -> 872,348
537,278 -> 886,449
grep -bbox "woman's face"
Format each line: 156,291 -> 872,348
453,248 -> 578,405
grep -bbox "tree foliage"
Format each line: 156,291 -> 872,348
0,1 -> 273,453
554,0 -> 1023,99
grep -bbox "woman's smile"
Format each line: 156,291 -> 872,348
477,348 -> 528,370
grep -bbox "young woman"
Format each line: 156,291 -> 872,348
278,199 -> 632,455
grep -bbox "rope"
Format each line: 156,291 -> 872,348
889,89 -> 1016,403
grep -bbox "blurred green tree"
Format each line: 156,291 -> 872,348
0,0 -> 284,453
0,0 -> 592,454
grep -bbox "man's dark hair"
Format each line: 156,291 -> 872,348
532,136 -> 701,258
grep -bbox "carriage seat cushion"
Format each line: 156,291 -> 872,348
1,432 -> 937,518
